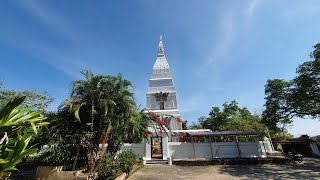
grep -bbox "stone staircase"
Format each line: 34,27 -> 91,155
145,159 -> 168,165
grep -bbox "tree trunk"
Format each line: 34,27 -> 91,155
72,145 -> 81,171
87,147 -> 98,180
100,120 -> 112,158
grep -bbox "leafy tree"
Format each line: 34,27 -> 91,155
262,43 -> 320,133
262,79 -> 292,132
201,101 -> 266,132
0,88 -> 53,113
0,97 -> 48,178
188,116 -> 206,129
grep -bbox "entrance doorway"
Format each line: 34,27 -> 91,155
151,137 -> 163,159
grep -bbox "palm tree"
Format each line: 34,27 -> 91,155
69,70 -> 136,178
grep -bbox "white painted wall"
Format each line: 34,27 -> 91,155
120,143 -> 145,157
310,142 -> 320,157
118,140 -> 269,160
168,142 -> 266,159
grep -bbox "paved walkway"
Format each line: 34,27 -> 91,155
128,158 -> 320,180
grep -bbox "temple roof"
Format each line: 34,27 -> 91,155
151,35 -> 172,79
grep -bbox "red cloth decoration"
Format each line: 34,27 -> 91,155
159,130 -> 164,134
149,112 -> 156,118
193,136 -> 200,142
177,117 -> 183,123
146,131 -> 152,137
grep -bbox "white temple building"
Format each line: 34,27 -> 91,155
146,35 -> 181,130
120,35 -> 276,163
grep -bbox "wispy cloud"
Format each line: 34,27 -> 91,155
3,1 -> 107,79
198,0 -> 261,74
245,0 -> 260,23
19,0 -> 87,45
185,0 -> 262,116
200,12 -> 234,70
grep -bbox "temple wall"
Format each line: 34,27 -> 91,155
167,142 -> 266,159
120,143 -> 145,157
104,141 -> 268,160
310,143 -> 320,157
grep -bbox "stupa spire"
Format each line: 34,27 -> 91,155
158,34 -> 164,56
151,35 -> 171,79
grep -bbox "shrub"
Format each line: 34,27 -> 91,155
96,150 -> 138,179
118,150 -> 138,174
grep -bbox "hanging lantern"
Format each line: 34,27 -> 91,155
177,117 -> 183,123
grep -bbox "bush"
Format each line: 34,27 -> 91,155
118,150 -> 138,174
96,154 -> 121,180
97,150 -> 138,180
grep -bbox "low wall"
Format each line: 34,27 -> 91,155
120,143 -> 145,157
168,142 -> 265,159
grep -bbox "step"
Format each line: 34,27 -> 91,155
146,159 -> 168,165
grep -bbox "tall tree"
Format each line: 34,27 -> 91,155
68,70 -> 136,179
262,79 -> 292,132
262,43 -> 320,132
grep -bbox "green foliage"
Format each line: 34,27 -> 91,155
36,106 -> 89,170
97,150 -> 138,180
0,88 -> 53,113
96,153 -> 121,180
262,79 -> 292,132
188,116 -> 205,129
117,150 -> 138,174
182,120 -> 188,130
66,70 -> 139,177
262,43 -> 320,132
0,96 -> 48,176
200,101 -> 266,132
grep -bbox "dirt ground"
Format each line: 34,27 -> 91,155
128,158 -> 320,180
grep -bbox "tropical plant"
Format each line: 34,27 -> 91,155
96,150 -> 138,180
65,70 -> 171,178
67,70 -> 137,179
0,96 -> 48,178
38,107 -> 88,170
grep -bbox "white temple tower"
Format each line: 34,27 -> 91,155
146,35 -> 181,130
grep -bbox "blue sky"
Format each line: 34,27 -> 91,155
1,0 -> 320,137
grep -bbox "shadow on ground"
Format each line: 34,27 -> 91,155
217,158 -> 320,180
